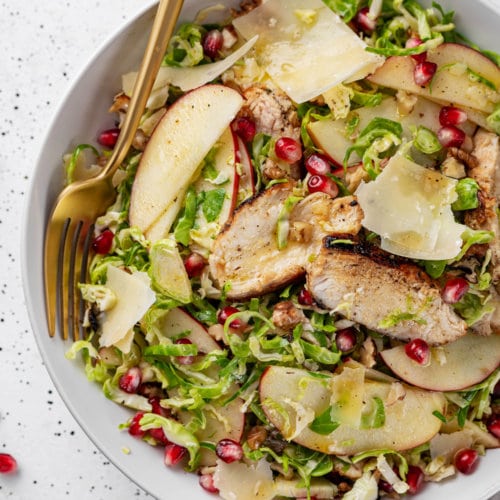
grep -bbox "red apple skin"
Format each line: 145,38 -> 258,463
129,84 -> 244,239
380,334 -> 500,392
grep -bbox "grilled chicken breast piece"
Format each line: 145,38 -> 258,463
209,183 -> 363,300
463,129 -> 500,335
465,129 -> 500,283
307,239 -> 467,345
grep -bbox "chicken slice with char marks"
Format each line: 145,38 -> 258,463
209,183 -> 363,300
306,239 -> 467,345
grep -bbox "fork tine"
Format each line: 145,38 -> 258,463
56,218 -> 71,340
67,220 -> 84,341
77,223 -> 94,341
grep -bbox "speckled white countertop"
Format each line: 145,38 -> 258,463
1,1 -> 500,500
0,1 -> 155,498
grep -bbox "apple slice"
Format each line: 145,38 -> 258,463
308,95 -> 475,166
129,84 -> 244,241
159,307 -> 220,354
234,134 -> 256,201
179,397 -> 246,466
368,44 -> 500,114
380,334 -> 500,392
259,366 -> 445,455
193,127 -> 239,228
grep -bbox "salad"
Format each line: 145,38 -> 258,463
65,0 -> 500,498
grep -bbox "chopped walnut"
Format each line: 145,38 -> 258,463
448,147 -> 479,170
440,155 -> 466,179
345,164 -> 370,193
231,0 -> 263,17
108,92 -> 130,113
272,300 -> 305,331
263,158 -> 287,180
246,426 -> 268,450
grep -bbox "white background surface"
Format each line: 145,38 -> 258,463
1,1 -> 500,500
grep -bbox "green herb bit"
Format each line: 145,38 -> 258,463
173,186 -> 197,246
309,406 -> 340,435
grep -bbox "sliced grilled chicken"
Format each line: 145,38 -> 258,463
307,239 -> 467,345
465,129 -> 500,284
209,183 -> 363,300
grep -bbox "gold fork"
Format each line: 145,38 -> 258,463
44,0 -> 184,341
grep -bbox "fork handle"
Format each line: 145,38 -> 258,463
99,0 -> 184,179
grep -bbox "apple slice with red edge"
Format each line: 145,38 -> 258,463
259,365 -> 445,455
129,84 -> 243,242
234,134 -> 256,201
160,308 -> 245,466
380,334 -> 500,392
307,95 -> 475,166
159,307 -> 220,354
368,43 -> 500,115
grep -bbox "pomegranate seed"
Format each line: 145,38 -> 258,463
437,125 -> 466,149
442,277 -> 469,304
454,448 -> 479,474
487,415 -> 500,438
379,479 -> 394,493
275,137 -> 303,164
184,252 -> 206,278
148,396 -> 169,417
307,174 -> 339,198
98,127 -> 120,148
217,306 -> 245,329
404,338 -> 430,365
297,287 -> 314,306
215,438 -> 243,463
354,7 -> 377,34
92,229 -> 114,254
202,29 -> 223,59
175,338 -> 195,365
406,465 -> 424,494
406,37 -> 426,63
199,473 -> 219,493
128,411 -> 146,437
439,106 -> 468,127
305,153 -> 332,176
232,117 -> 256,143
413,61 -> 437,86
149,426 -> 171,446
335,328 -> 357,353
119,366 -> 142,394
0,453 -> 18,474
164,443 -> 187,466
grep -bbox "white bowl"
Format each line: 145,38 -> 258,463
22,1 -> 500,499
